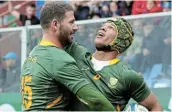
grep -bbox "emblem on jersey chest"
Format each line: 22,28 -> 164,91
108,77 -> 118,88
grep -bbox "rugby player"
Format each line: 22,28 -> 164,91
21,1 -> 115,111
65,18 -> 162,111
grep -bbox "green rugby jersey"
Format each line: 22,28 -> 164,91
21,40 -> 89,111
65,42 -> 151,111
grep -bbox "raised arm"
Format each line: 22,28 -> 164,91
8,1 -> 20,19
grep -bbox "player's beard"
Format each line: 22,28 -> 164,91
95,44 -> 111,51
58,24 -> 71,47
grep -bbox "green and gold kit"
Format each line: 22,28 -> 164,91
21,40 -> 89,111
65,42 -> 151,111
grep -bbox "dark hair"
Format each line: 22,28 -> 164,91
27,3 -> 36,8
90,12 -> 101,19
40,1 -> 73,29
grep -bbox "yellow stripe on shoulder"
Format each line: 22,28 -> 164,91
109,58 -> 120,65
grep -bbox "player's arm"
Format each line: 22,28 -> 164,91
64,42 -> 88,60
53,59 -> 115,111
76,84 -> 115,111
124,70 -> 162,111
8,1 -> 20,19
139,92 -> 162,111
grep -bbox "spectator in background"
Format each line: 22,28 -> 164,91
0,1 -> 5,4
162,32 -> 171,76
132,0 -> 163,15
132,21 -> 165,74
90,12 -> 101,19
118,0 -> 133,16
87,0 -> 101,14
100,4 -> 111,18
0,52 -> 19,93
161,0 -> 172,12
0,57 -> 6,93
8,1 -> 40,26
109,1 -> 121,17
74,1 -> 90,20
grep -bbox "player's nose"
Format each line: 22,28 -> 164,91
100,27 -> 106,32
73,24 -> 78,32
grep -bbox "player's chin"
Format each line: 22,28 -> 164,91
69,36 -> 74,40
95,43 -> 105,50
68,36 -> 73,43
94,39 -> 104,46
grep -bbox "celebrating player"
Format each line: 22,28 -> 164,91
21,1 -> 115,111
65,18 -> 162,111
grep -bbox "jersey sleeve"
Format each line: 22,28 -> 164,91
64,42 -> 88,60
124,70 -> 151,102
53,58 -> 90,94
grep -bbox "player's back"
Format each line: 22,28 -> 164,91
21,45 -> 73,111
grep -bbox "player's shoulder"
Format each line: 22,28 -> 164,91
31,45 -> 75,63
64,42 -> 88,60
122,65 -> 142,82
30,45 -> 60,59
73,42 -> 87,52
109,60 -> 130,73
67,42 -> 88,54
50,46 -> 76,62
114,61 -> 140,80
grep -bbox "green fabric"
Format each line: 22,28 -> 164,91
75,84 -> 115,111
21,45 -> 89,111
0,88 -> 170,111
106,18 -> 134,53
65,42 -> 151,111
8,15 -> 17,27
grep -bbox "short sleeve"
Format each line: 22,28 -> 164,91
124,70 -> 151,102
53,59 -> 90,94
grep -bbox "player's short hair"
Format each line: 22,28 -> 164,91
40,1 -> 73,29
27,3 -> 36,9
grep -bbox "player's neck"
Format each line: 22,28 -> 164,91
93,50 -> 118,61
42,32 -> 63,48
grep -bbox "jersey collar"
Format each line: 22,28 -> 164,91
39,40 -> 58,48
109,58 -> 120,65
91,56 -> 120,65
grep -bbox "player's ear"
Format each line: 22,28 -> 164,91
51,19 -> 60,32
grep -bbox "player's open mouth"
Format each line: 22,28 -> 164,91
97,32 -> 105,38
70,33 -> 75,39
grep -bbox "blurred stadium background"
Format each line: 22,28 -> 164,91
0,0 -> 171,111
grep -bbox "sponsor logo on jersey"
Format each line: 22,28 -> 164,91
108,77 -> 118,88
